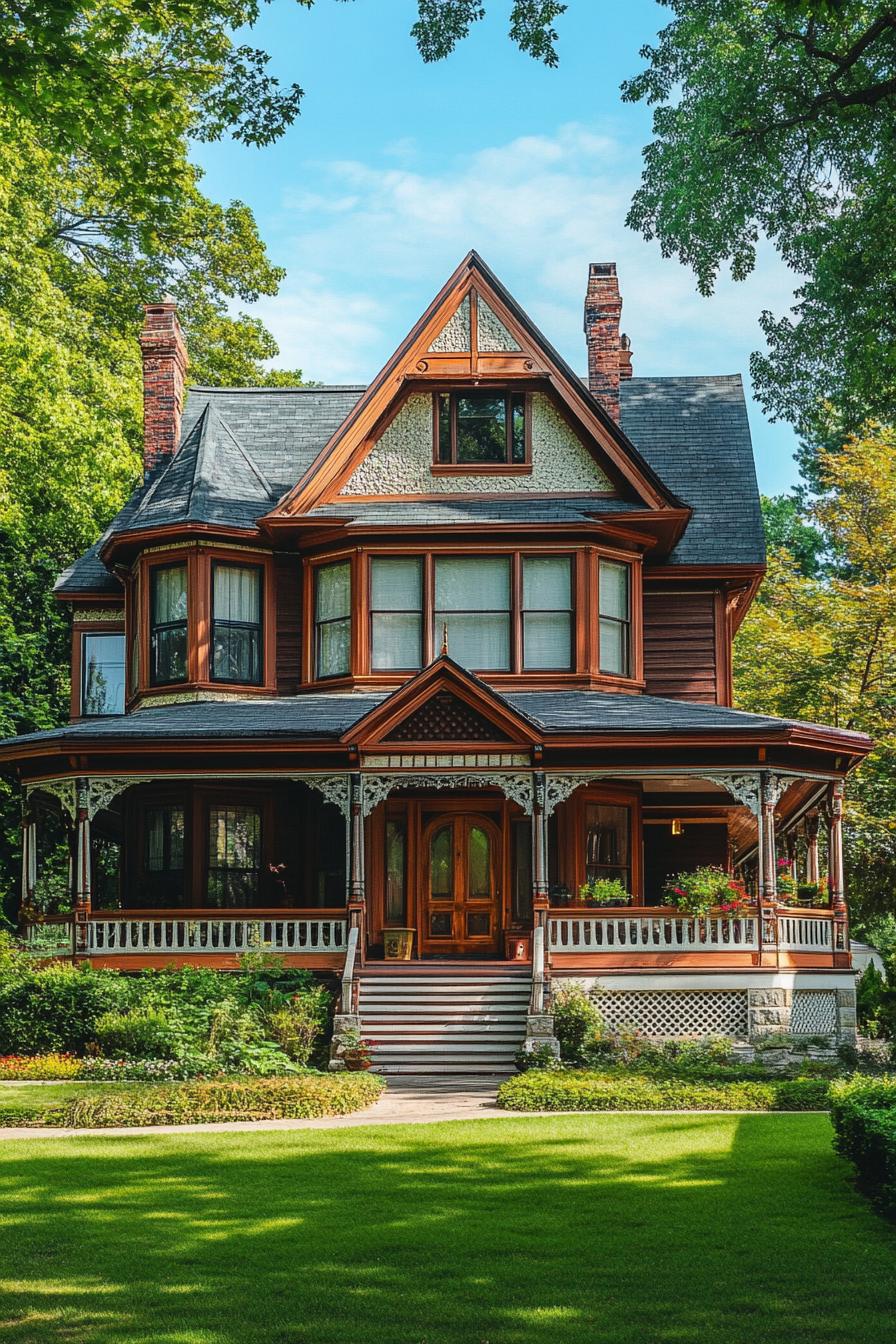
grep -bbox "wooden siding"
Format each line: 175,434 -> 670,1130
275,557 -> 302,695
643,588 -> 725,703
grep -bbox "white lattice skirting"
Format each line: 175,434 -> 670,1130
593,990 -> 749,1039
791,990 -> 839,1036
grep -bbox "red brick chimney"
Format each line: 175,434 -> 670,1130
139,298 -> 188,478
584,263 -> 633,423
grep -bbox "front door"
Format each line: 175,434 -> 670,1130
422,813 -> 501,956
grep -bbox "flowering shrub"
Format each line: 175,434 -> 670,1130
77,1056 -> 216,1082
664,867 -> 753,919
0,1052 -> 81,1079
776,858 -> 798,904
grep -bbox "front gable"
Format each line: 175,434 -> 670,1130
264,253 -> 683,522
343,656 -> 543,753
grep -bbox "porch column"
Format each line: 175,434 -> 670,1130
532,770 -> 549,911
828,781 -> 849,962
525,770 -> 559,1058
348,773 -> 366,958
757,771 -> 779,966
73,779 -> 92,955
20,804 -> 36,914
805,810 -> 820,885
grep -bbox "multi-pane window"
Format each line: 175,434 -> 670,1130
599,559 -> 631,677
583,803 -> 631,892
150,564 -> 188,684
436,391 -> 527,466
314,560 -> 351,679
522,556 -> 573,670
434,556 -> 511,671
82,633 -> 125,715
370,557 -> 423,671
212,563 -> 262,684
207,805 -> 261,908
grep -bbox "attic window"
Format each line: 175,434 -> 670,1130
434,392 -> 528,469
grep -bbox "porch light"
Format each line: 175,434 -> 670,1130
671,819 -> 684,836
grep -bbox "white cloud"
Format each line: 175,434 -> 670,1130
263,121 -> 799,400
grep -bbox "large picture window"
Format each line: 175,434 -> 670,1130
314,560 -> 351,679
211,563 -> 262,684
434,556 -> 511,671
150,564 -> 188,685
82,633 -> 125,715
370,557 -> 423,671
207,805 -> 262,908
522,556 -> 572,670
435,391 -> 527,466
599,559 -> 631,677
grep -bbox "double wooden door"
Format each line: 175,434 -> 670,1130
421,813 -> 501,957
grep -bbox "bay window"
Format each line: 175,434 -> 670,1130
371,557 -> 423,671
82,633 -> 125,715
150,564 -> 188,685
435,391 -> 527,466
434,556 -> 511,671
315,560 -> 351,679
212,563 -> 262,684
522,556 -> 572,670
599,559 -> 631,677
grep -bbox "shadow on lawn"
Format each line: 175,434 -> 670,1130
0,1114 -> 895,1344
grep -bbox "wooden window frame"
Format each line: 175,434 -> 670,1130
312,555 -> 353,681
209,559 -> 265,687
148,559 -> 189,687
520,554 -> 574,673
369,555 -> 425,674
554,784 -> 643,906
71,619 -> 125,720
432,553 -> 514,673
133,546 -> 277,703
431,390 -> 532,474
598,557 -> 633,680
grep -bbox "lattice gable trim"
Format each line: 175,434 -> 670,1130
385,691 -> 515,744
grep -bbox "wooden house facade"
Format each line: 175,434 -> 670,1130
0,254 -> 871,1070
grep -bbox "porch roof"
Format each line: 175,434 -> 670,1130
0,689 -> 871,753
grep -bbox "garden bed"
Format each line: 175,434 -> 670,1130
0,1073 -> 384,1127
497,1069 -> 832,1112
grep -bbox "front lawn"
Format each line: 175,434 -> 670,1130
2,1115 -> 895,1343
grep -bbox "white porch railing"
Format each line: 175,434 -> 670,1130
548,909 -> 760,954
21,919 -> 74,956
777,914 -> 833,952
87,916 -> 347,955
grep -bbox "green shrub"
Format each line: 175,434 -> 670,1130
514,1042 -> 562,1072
857,962 -> 887,1037
552,983 -> 603,1064
830,1075 -> 896,1217
267,986 -> 331,1066
0,961 -> 130,1054
0,1074 -> 386,1127
496,1069 -> 832,1113
93,1008 -> 177,1060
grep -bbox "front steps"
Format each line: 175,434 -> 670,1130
358,967 -> 531,1074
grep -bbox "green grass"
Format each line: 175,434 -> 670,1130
0,1083 -> 111,1116
1,1115 -> 895,1343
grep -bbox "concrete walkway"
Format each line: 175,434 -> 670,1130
0,1075 -> 514,1140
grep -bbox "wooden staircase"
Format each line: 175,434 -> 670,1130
358,965 -> 531,1074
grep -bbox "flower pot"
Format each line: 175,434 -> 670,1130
504,933 -> 531,961
343,1053 -> 372,1072
383,927 -> 415,961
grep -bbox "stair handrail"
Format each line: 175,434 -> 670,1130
340,922 -> 359,1014
530,920 -> 545,1015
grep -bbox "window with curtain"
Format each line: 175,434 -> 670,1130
385,819 -> 407,924
150,564 -> 188,684
314,560 -> 351,678
583,802 -> 631,892
522,556 -> 572,670
599,559 -> 631,677
82,633 -> 125,715
211,563 -> 262,684
207,805 -> 261,908
370,557 -> 423,671
434,556 -> 511,670
143,804 -> 185,906
435,391 -> 527,465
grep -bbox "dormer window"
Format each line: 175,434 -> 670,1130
435,392 -> 528,468
150,563 -> 188,685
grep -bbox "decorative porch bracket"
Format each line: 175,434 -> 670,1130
358,772 -> 535,818
26,776 -> 155,821
291,774 -> 352,819
542,770 -> 794,818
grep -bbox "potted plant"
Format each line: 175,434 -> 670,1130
578,877 -> 631,907
338,1027 -> 374,1072
549,884 -> 572,908
796,882 -> 822,907
664,867 -> 752,919
776,859 -> 798,905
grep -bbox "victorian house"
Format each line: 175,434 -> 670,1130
0,254 -> 870,1070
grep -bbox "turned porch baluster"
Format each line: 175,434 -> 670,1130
758,771 -> 779,963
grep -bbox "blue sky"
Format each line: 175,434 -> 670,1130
196,0 -> 802,495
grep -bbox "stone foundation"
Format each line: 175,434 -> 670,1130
523,1013 -> 560,1059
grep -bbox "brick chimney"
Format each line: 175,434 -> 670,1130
584,262 -> 633,423
139,298 -> 188,478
